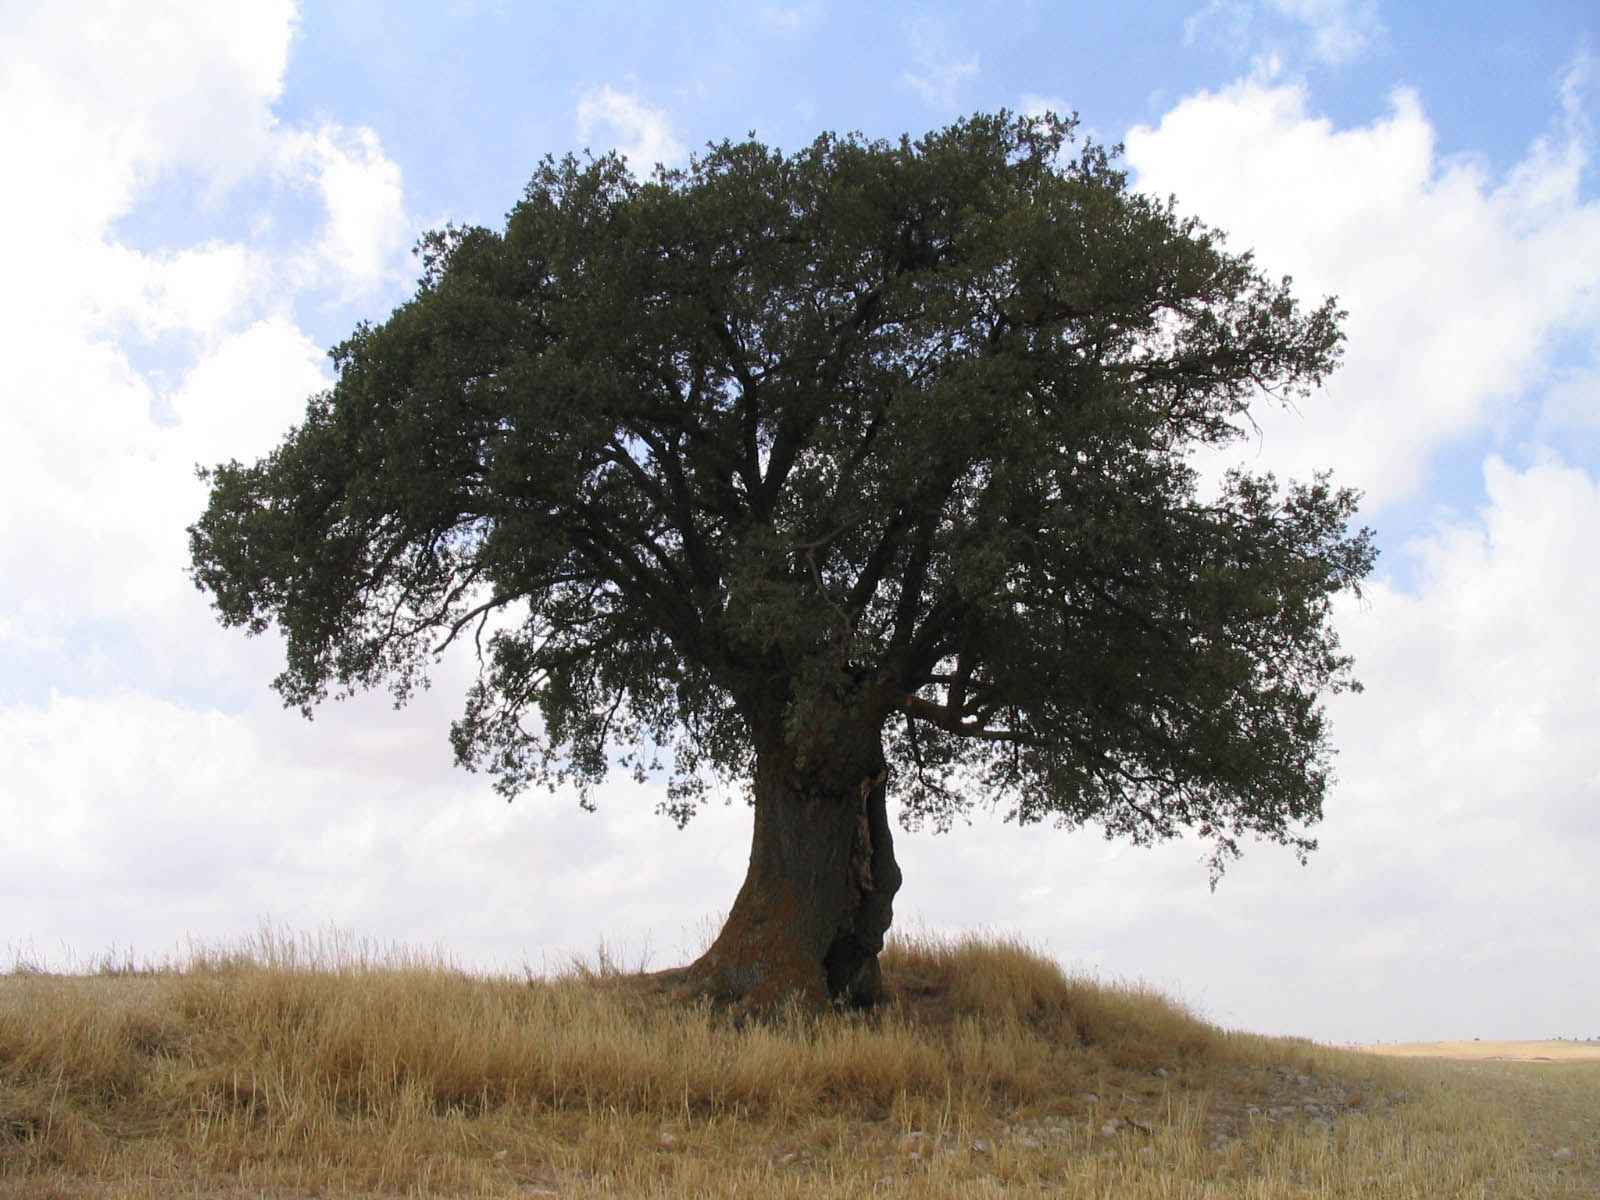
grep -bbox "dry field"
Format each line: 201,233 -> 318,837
1358,1041 -> 1600,1063
1,927 -> 1595,1198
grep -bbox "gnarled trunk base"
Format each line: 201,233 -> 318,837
681,730 -> 902,1015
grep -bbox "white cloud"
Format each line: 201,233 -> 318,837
0,314 -> 330,671
0,2 -> 295,236
0,8 -> 426,990
277,124 -> 411,297
1305,458 -> 1600,1033
1,329 -> 163,619
1337,457 -> 1600,835
0,0 -> 409,341
0,1 -> 406,698
171,317 -> 331,471
0,685 -> 753,976
575,85 -> 687,175
1123,74 -> 1600,511
1185,0 -> 1385,66
901,17 -> 979,110
87,241 -> 270,342
139,243 -> 269,339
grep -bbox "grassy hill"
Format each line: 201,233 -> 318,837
2,927 -> 1594,1198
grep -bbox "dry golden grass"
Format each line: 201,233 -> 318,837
1,924 -> 1595,1198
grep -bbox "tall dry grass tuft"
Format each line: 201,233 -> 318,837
2,923 -> 1595,1198
881,927 -> 1077,1026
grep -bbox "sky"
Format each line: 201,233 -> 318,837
2,0 -> 1597,1046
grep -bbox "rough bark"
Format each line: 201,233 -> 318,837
682,717 -> 903,1014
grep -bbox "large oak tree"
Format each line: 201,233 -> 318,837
190,112 -> 1375,1013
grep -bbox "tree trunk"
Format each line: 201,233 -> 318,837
683,716 -> 903,1014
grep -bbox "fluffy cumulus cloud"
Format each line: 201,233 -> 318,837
1345,457 -> 1600,843
276,124 -> 410,297
0,3 -> 406,333
0,0 -> 410,333
0,0 -> 412,668
0,3 -> 291,230
1275,457 -> 1600,1040
1123,66 -> 1600,511
2,316 -> 327,652
575,85 -> 688,175
170,319 -> 330,476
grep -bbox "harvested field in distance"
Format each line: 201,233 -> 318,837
2,927 -> 1596,1198
1358,1040 -> 1600,1062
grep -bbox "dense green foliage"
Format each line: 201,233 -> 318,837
190,111 -> 1374,878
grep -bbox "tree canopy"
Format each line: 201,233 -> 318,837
190,111 -> 1375,1009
